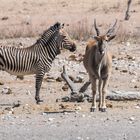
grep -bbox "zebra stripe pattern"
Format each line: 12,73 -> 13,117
0,22 -> 76,103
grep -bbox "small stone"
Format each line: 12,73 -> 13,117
135,104 -> 140,109
75,111 -> 79,114
121,70 -> 128,73
48,118 -> 55,122
17,75 -> 24,80
62,84 -> 69,91
126,42 -> 130,47
74,75 -> 84,83
63,112 -> 68,115
131,79 -> 136,83
127,55 -> 135,60
123,134 -> 127,140
82,114 -> 85,118
77,136 -> 83,140
0,81 -> 4,85
134,85 -> 138,88
1,86 -> 12,94
68,55 -> 77,61
75,106 -> 82,111
1,16 -> 9,20
26,90 -> 31,95
129,117 -> 135,121
56,77 -> 63,82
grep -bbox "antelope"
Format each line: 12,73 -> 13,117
83,19 -> 117,112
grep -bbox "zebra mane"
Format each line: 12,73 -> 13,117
36,22 -> 61,44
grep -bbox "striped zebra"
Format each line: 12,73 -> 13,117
0,22 -> 76,104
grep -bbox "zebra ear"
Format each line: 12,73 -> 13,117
54,22 -> 61,28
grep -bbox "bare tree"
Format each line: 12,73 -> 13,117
125,0 -> 132,20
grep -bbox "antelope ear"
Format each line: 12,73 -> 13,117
107,35 -> 116,42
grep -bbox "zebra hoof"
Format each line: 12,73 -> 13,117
35,97 -> 43,104
90,107 -> 96,112
36,99 -> 43,104
99,108 -> 107,112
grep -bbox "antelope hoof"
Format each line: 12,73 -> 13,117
99,108 -> 107,112
90,107 -> 96,112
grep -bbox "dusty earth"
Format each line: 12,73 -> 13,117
0,0 -> 140,140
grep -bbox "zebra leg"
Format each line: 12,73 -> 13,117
35,71 -> 45,104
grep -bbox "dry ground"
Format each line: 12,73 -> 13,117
0,0 -> 140,140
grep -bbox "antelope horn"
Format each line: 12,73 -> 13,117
106,19 -> 117,35
94,19 -> 100,36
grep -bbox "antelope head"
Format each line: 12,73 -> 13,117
93,19 -> 117,55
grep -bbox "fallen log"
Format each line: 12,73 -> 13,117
57,65 -> 140,102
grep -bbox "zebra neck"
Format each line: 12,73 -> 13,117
39,38 -> 59,62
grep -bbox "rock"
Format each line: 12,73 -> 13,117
135,104 -> 140,109
26,90 -> 31,95
62,84 -> 69,91
129,117 -> 135,121
1,86 -> 12,94
112,55 -> 116,59
77,136 -> 83,140
56,77 -> 63,82
59,104 -> 69,109
123,134 -> 127,140
82,114 -> 85,118
126,42 -> 130,47
127,55 -> 135,60
68,55 -> 77,61
121,70 -> 128,73
48,118 -> 55,122
131,79 -> 136,83
134,85 -> 138,88
74,75 -> 84,83
1,16 -> 9,20
0,81 -> 4,85
44,76 -> 56,82
12,100 -> 21,108
129,71 -> 137,75
63,112 -> 68,115
75,106 -> 82,111
17,75 -> 24,80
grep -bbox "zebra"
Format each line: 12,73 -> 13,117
0,22 -> 76,104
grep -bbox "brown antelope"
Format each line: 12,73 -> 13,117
83,19 -> 117,112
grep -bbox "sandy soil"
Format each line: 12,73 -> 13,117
0,0 -> 140,140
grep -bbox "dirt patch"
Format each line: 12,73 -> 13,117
0,0 -> 140,139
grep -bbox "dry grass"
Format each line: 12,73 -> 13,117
0,19 -> 139,43
0,0 -> 139,42
67,18 -> 94,41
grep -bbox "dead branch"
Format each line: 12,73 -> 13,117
58,65 -> 140,103
125,0 -> 132,20
61,66 -> 78,94
60,65 -> 90,102
79,81 -> 91,93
